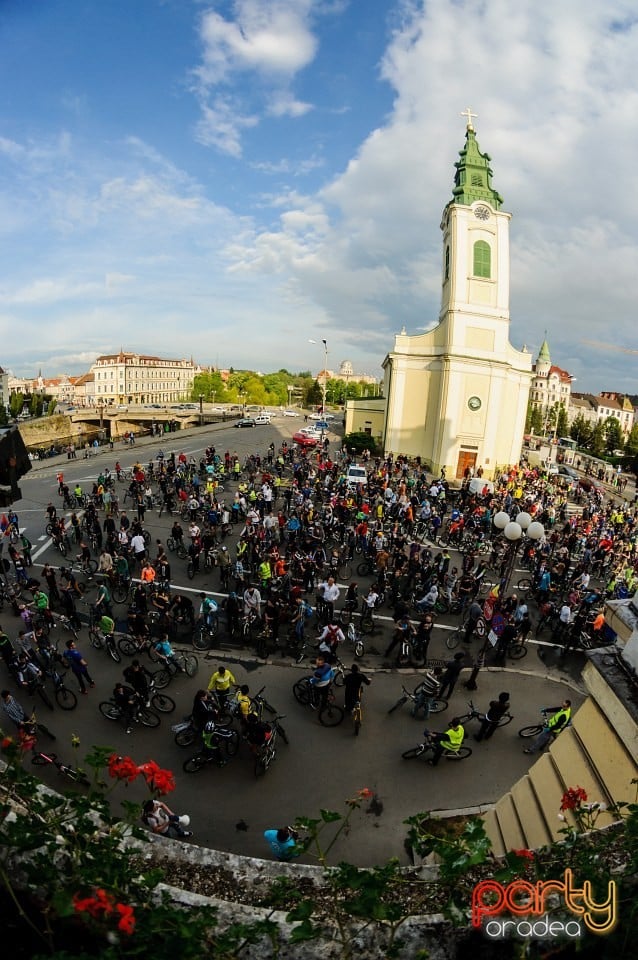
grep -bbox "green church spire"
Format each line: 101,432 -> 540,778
451,111 -> 503,209
537,335 -> 551,364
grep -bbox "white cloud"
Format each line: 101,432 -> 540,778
194,97 -> 258,157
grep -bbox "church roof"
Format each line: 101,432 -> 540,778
451,123 -> 503,209
537,337 -> 551,363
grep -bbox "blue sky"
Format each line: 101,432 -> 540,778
1,0 -> 637,392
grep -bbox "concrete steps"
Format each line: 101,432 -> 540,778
484,684 -> 635,857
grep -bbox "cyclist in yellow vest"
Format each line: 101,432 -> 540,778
523,700 -> 571,755
428,718 -> 465,766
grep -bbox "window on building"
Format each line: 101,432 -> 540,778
445,245 -> 450,280
472,240 -> 491,279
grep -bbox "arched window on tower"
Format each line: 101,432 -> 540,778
445,245 -> 450,280
473,240 -> 491,279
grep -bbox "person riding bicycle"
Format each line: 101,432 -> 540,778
198,592 -> 219,631
207,665 -> 236,702
201,720 -> 227,767
427,717 -> 466,766
191,689 -> 220,731
343,663 -> 371,714
153,635 -> 182,672
383,613 -> 415,661
94,580 -> 113,619
113,682 -> 139,734
31,587 -> 54,627
123,660 -> 152,706
308,654 -> 335,710
317,621 -> 345,664
523,700 -> 572,755
168,593 -> 195,626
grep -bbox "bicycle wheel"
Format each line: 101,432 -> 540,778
151,692 -> 176,714
410,643 -> 427,668
508,643 -> 528,660
517,577 -> 532,591
339,562 -> 352,580
55,686 -> 78,711
57,541 -> 67,558
182,654 -> 199,677
448,746 -> 472,759
106,639 -> 122,664
175,726 -> 197,747
152,669 -> 171,689
34,683 -> 54,710
112,583 -> 129,604
176,543 -> 188,560
332,670 -> 344,688
84,559 -> 98,574
387,696 -> 408,715
356,561 -> 373,577
192,627 -> 212,651
183,754 -> 207,773
117,636 -> 138,657
428,698 -> 448,714
360,616 -> 374,635
402,744 -> 426,759
138,707 -> 161,728
353,707 -> 362,736
99,701 -> 121,721
31,751 -> 55,766
274,720 -> 289,745
89,629 -> 103,650
434,597 -> 449,614
518,724 -> 543,738
354,638 -> 364,659
497,713 -> 514,727
254,752 -> 272,777
222,730 -> 239,758
293,680 -> 311,705
475,617 -> 487,639
318,702 -> 344,726
446,628 -> 463,650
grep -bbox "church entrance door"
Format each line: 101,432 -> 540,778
456,450 -> 477,480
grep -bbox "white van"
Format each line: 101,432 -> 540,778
346,465 -> 368,486
254,414 -> 271,425
468,477 -> 494,496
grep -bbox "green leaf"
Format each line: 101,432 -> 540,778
319,808 -> 342,823
289,918 -> 319,943
286,899 -> 315,922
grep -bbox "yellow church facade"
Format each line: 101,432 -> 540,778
377,118 -> 532,479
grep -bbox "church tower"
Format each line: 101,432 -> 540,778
381,113 -> 533,478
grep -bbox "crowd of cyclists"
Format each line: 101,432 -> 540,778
1,427 -> 635,779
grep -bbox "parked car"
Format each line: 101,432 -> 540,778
293,432 -> 319,447
308,413 -> 322,421
282,410 -> 298,417
254,414 -> 271,425
235,418 -> 257,428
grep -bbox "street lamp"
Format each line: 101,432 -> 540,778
198,393 -> 204,424
309,338 -> 328,414
464,509 -> 545,691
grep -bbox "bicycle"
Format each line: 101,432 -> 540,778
98,697 -> 161,729
182,727 -> 239,772
345,621 -> 365,659
292,676 -> 344,726
351,696 -> 363,736
31,749 -> 90,787
387,684 -> 448,716
192,615 -> 219,651
401,731 -> 473,761
152,649 -> 199,689
518,707 -> 569,739
87,608 -> 123,664
253,715 -> 288,777
43,664 -> 79,711
456,699 -> 513,728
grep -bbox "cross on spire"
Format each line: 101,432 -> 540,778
461,107 -> 477,131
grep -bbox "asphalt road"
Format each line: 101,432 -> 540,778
4,420 -> 588,867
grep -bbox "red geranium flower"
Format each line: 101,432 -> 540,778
560,786 -> 588,811
107,754 -> 141,783
73,887 -> 115,919
1,736 -> 13,750
357,788 -> 373,799
511,848 -> 534,860
116,902 -> 136,935
139,760 -> 175,796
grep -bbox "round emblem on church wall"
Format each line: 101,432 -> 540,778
468,396 -> 482,411
474,205 -> 491,221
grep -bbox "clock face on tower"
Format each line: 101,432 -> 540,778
468,396 -> 482,411
474,205 -> 491,221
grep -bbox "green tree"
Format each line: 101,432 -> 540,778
570,413 -> 593,448
9,392 -> 23,418
590,421 -> 606,458
0,405 -> 7,426
625,423 -> 638,458
304,380 -> 322,407
603,415 -> 624,454
525,402 -> 542,433
556,403 -> 569,438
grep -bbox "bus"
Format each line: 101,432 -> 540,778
557,437 -> 577,450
